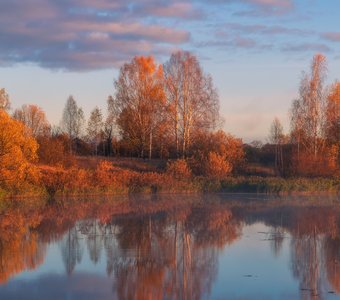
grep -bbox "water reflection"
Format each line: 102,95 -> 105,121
0,195 -> 340,299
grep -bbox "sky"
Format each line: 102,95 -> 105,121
1,0 -> 340,142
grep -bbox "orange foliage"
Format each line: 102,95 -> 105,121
37,135 -> 71,166
326,82 -> 340,146
191,130 -> 244,175
293,150 -> 338,177
40,165 -> 68,196
204,151 -> 232,179
0,110 -> 39,191
166,159 -> 192,180
0,208 -> 45,283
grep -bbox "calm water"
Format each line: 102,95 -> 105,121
0,194 -> 340,300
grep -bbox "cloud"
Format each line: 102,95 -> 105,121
196,36 -> 272,52
281,43 -> 331,53
0,0 -> 192,71
218,23 -> 312,36
321,32 -> 340,42
211,0 -> 294,16
0,273 -> 114,300
138,2 -> 203,19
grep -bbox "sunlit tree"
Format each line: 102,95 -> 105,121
0,88 -> 10,111
164,51 -> 219,157
13,104 -> 50,137
114,56 -> 166,158
290,54 -> 327,158
0,110 -> 39,189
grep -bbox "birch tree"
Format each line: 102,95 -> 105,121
291,54 -> 327,158
103,95 -> 116,156
269,117 -> 284,175
87,106 -> 103,155
61,96 -> 85,153
61,96 -> 85,140
164,51 -> 219,157
114,56 -> 165,158
0,88 -> 10,111
325,82 -> 340,146
13,104 -> 50,137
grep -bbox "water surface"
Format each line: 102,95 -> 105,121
0,194 -> 340,299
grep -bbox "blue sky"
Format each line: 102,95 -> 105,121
1,0 -> 340,141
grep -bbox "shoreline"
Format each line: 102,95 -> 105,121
1,175 -> 338,202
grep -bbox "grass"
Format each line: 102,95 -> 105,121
0,157 -> 338,200
219,176 -> 339,194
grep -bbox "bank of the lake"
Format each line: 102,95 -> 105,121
0,164 -> 338,202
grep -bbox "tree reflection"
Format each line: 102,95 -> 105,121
60,226 -> 83,275
0,208 -> 45,283
325,237 -> 340,293
107,204 -> 242,300
2,197 -> 340,300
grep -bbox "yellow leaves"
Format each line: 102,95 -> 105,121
0,110 -> 39,190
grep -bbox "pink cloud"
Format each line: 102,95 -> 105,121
0,0 -> 191,70
229,0 -> 294,16
322,32 -> 340,42
142,2 -> 203,19
281,43 -> 331,53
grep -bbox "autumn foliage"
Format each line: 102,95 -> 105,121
0,110 -> 39,192
0,52 -> 339,199
289,54 -> 339,176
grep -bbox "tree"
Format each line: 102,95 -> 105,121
87,106 -> 103,155
269,117 -> 284,175
103,96 -> 117,156
61,96 -> 85,152
325,82 -> 340,169
290,54 -> 327,158
290,99 -> 304,161
114,56 -> 166,158
0,88 -> 10,111
164,51 -> 219,157
325,82 -> 340,146
190,130 -> 244,175
13,104 -> 50,137
0,111 -> 39,189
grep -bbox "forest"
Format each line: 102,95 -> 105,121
0,51 -> 339,199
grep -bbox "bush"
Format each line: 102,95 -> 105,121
204,151 -> 232,179
166,159 -> 192,180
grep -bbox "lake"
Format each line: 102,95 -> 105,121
0,194 -> 340,299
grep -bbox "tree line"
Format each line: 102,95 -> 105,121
58,52 -> 220,160
0,51 -> 339,185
